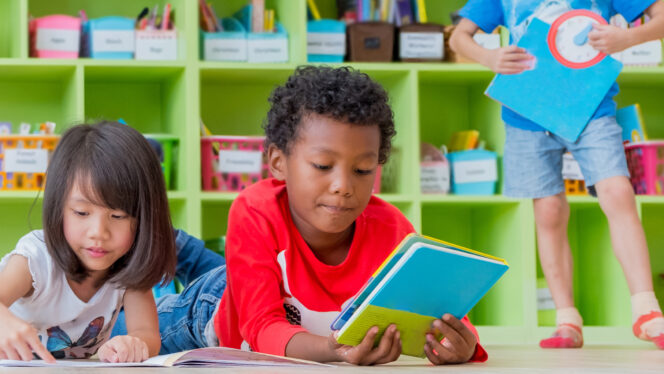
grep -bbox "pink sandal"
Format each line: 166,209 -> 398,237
633,311 -> 664,349
540,323 -> 583,349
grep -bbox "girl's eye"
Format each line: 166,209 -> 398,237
355,168 -> 373,175
312,163 -> 331,171
111,214 -> 128,220
73,210 -> 88,217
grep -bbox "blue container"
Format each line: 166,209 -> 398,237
201,17 -> 247,62
447,150 -> 498,195
307,19 -> 346,63
86,16 -> 135,59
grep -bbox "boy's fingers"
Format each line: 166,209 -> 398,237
362,325 -> 394,364
434,323 -> 468,356
28,336 -> 55,363
352,326 -> 378,363
427,340 -> 460,363
423,344 -> 444,365
375,330 -> 402,364
443,315 -> 477,345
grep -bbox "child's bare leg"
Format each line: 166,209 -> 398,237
595,176 -> 664,348
534,192 -> 583,348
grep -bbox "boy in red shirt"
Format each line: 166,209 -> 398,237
214,66 -> 486,364
118,66 -> 488,365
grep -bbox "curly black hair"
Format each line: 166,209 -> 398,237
264,65 -> 396,164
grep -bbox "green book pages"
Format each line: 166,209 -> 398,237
333,234 -> 509,357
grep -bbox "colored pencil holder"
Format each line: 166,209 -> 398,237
135,30 -> 178,60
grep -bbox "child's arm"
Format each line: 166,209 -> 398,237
449,18 -> 533,74
285,324 -> 401,365
0,256 -> 55,362
589,1 -> 664,54
97,289 -> 159,363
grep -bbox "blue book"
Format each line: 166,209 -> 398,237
485,17 -> 622,142
332,234 -> 509,357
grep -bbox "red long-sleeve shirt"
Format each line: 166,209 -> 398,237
214,179 -> 487,362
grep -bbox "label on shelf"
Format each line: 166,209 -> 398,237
204,38 -> 248,62
562,153 -> 584,180
36,28 -> 80,52
420,161 -> 450,193
537,287 -> 555,310
135,30 -> 177,60
92,30 -> 135,52
248,38 -> 288,63
452,159 -> 497,184
399,32 -> 444,59
307,32 -> 346,55
218,150 -> 262,174
616,40 -> 662,66
4,149 -> 48,173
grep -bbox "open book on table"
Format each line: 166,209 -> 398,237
0,347 -> 332,368
331,233 -> 509,357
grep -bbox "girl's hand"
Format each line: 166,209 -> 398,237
0,309 -> 55,363
328,324 -> 402,365
588,24 -> 632,55
424,314 -> 477,365
485,46 -> 534,74
98,335 -> 149,363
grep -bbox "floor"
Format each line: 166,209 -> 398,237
1,346 -> 662,373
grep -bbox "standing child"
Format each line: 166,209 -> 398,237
450,0 -> 664,349
0,121 -> 177,362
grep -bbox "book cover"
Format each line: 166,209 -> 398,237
395,0 -> 413,26
616,104 -> 648,143
333,234 -> 508,357
485,17 -> 622,142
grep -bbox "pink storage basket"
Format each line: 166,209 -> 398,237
201,136 -> 270,191
30,15 -> 81,59
624,141 -> 664,195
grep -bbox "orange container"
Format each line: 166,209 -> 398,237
0,135 -> 59,190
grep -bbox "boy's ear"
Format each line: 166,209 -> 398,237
267,144 -> 286,181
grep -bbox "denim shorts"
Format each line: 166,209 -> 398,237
502,116 -> 629,198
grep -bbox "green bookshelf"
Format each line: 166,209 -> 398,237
0,0 -> 662,347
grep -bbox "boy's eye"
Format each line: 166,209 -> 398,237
312,163 -> 331,171
355,168 -> 373,175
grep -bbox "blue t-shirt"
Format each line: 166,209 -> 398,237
459,0 -> 654,131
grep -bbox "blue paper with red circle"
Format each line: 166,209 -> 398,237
485,16 -> 623,142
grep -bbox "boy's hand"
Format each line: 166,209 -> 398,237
328,324 -> 402,365
424,314 -> 477,365
0,309 -> 55,363
486,46 -> 534,74
98,335 -> 149,363
588,24 -> 632,55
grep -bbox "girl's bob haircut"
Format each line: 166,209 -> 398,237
42,121 -> 176,290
